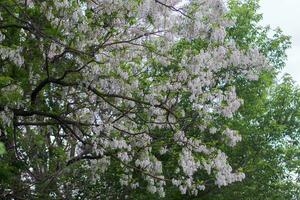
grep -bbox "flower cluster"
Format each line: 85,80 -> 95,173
0,0 -> 269,197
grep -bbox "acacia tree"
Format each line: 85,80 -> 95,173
0,0 -> 270,199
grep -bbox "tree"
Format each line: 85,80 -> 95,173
201,74 -> 300,200
119,1 -> 299,199
0,0 -> 289,199
201,1 -> 300,199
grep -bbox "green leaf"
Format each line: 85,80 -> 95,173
0,142 -> 6,155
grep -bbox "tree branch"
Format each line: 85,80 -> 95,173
154,0 -> 192,19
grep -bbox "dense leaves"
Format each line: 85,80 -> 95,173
0,0 -> 299,199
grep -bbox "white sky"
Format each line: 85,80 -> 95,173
259,0 -> 300,84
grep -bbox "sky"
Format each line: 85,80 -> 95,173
259,0 -> 300,84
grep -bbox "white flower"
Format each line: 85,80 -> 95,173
117,152 -> 131,162
179,148 -> 200,177
147,185 -> 157,194
209,127 -> 218,134
159,146 -> 168,155
223,128 -> 242,147
0,32 -> 5,42
179,185 -> 187,194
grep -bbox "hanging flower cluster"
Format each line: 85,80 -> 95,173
0,0 -> 268,197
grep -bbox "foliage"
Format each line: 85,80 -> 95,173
0,0 -> 298,199
0,142 -> 5,155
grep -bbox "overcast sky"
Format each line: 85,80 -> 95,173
259,0 -> 300,84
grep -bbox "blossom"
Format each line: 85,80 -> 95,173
0,0 -> 268,197
223,128 -> 242,147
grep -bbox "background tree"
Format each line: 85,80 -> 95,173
203,1 -> 300,199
